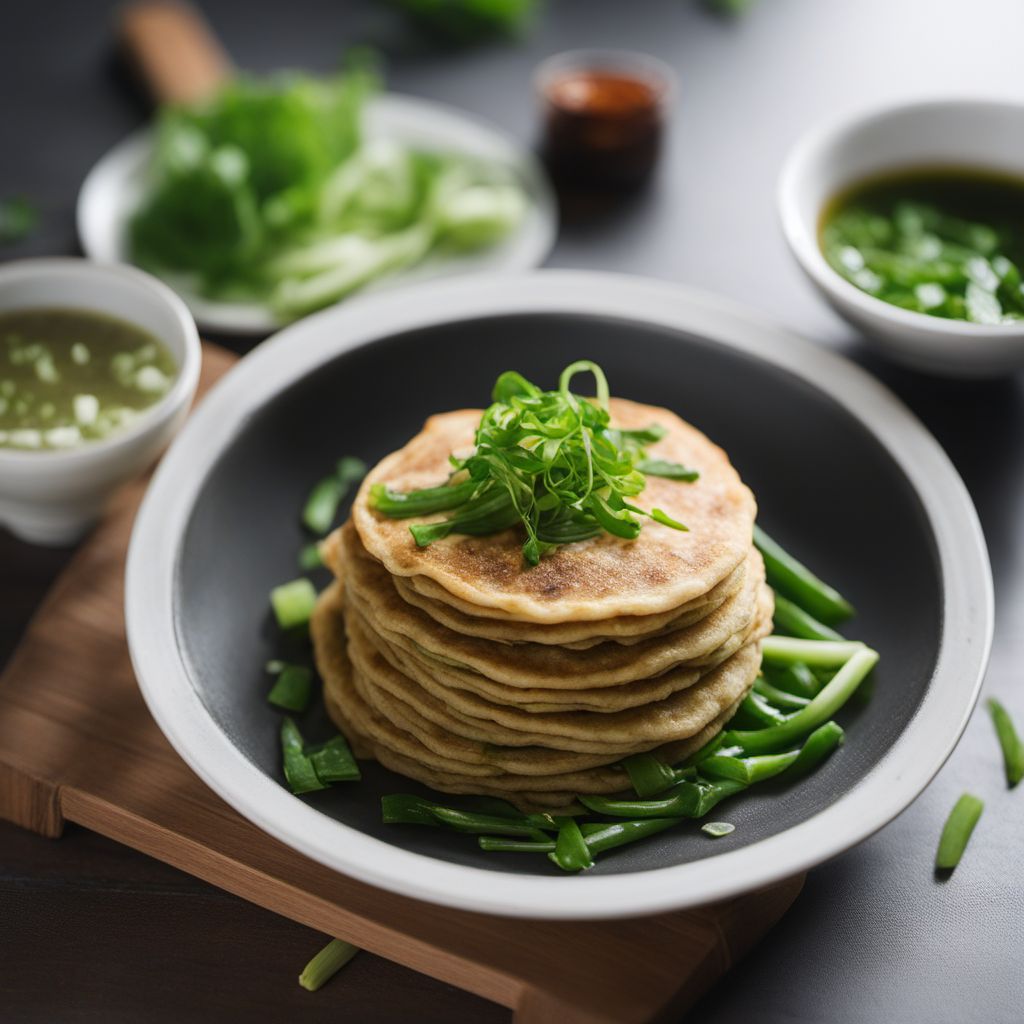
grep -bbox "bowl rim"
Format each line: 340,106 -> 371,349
126,270 -> 993,920
0,257 -> 201,465
778,95 -> 1024,342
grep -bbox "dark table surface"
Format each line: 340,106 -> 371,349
2,1 -> 1023,1022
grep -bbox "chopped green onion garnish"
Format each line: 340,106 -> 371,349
369,362 -> 699,565
280,717 -> 328,795
635,459 -> 700,481
298,938 -> 360,992
308,734 -> 361,783
701,821 -> 735,838
271,578 -> 317,629
267,664 -> 314,712
302,456 -> 367,535
298,542 -> 324,570
988,698 -> 1024,787
935,793 -> 984,870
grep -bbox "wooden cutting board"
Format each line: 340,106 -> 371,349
0,342 -> 803,1024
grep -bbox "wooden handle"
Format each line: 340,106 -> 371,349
119,1 -> 232,106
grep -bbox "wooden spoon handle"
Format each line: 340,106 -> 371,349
119,0 -> 232,106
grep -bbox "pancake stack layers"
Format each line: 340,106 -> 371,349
312,398 -> 771,811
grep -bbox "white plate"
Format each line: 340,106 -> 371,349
126,271 -> 992,920
78,93 -> 556,334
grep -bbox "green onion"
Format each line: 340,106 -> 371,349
298,938 -> 360,992
302,456 -> 367,535
702,749 -> 801,784
701,822 -> 735,838
731,691 -> 790,729
764,661 -> 821,699
271,578 -> 317,629
782,721 -> 845,778
935,793 -> 984,870
578,778 -> 747,820
267,664 -> 314,712
753,525 -> 855,625
623,752 -> 694,798
369,362 -> 700,565
549,818 -> 594,872
761,635 -> 866,668
635,459 -> 700,481
724,647 -> 877,755
298,542 -> 324,570
382,794 -> 439,826
308,735 -> 361,783
478,837 -> 556,853
772,594 -> 845,642
579,817 -> 681,855
987,699 -> 1024,787
381,794 -> 555,835
280,718 -> 328,795
753,676 -> 811,711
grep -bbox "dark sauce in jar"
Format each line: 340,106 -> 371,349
540,61 -> 669,192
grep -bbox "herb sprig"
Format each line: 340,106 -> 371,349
370,361 -> 699,565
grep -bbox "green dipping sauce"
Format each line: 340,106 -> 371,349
0,308 -> 177,451
820,167 -> 1024,325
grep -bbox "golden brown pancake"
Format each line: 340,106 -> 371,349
312,585 -> 745,811
337,518 -> 765,690
352,399 -> 757,623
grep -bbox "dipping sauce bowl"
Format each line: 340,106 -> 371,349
0,259 -> 200,545
536,50 -> 674,193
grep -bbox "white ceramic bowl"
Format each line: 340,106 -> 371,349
779,98 -> 1024,377
0,259 -> 200,545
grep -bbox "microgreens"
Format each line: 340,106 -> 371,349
369,360 -> 699,565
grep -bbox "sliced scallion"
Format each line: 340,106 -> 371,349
298,938 -> 360,992
271,578 -> 317,630
935,793 -> 984,871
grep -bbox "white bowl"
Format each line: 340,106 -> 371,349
779,98 -> 1024,377
0,259 -> 200,545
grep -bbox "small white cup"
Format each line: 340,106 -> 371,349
779,98 -> 1024,377
0,258 -> 201,545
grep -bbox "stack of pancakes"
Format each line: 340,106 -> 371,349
312,398 -> 771,810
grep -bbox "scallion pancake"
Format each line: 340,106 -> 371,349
352,399 -> 757,623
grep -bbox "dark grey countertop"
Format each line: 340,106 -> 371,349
2,1 -> 1022,1021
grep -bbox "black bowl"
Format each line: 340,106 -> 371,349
174,308 -> 942,877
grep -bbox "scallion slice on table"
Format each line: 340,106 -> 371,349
271,578 -> 318,629
267,664 -> 314,712
298,938 -> 360,992
935,793 -> 984,871
987,698 -> 1024,787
